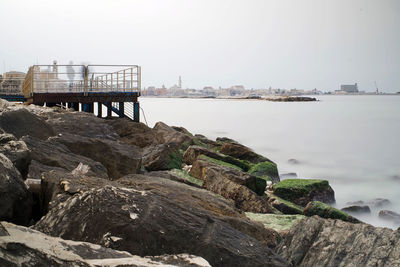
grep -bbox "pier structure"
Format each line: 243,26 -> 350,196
1,63 -> 141,122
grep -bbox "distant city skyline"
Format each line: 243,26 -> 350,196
1,0 -> 399,92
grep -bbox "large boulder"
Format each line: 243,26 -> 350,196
277,216 -> 400,266
248,161 -> 280,183
183,145 -> 250,171
0,132 -> 31,179
0,108 -> 54,140
0,221 -> 211,267
46,111 -> 119,140
219,141 -> 272,164
142,143 -> 182,171
153,122 -> 194,149
107,118 -> 157,148
379,210 -> 400,225
272,179 -> 335,206
303,201 -> 360,223
22,136 -> 108,179
341,205 -> 371,214
56,133 -> 141,180
0,153 -> 32,225
35,177 -> 288,267
267,193 -> 303,215
190,157 -> 274,213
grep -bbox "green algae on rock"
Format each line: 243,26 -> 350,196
303,201 -> 361,223
170,168 -> 203,187
248,161 -> 280,183
246,213 -> 306,233
272,178 -> 335,206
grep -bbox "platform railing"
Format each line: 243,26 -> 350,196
22,64 -> 141,98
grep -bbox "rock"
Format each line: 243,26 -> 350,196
280,172 -> 297,179
22,136 -> 108,179
46,111 -> 119,140
277,216 -> 400,266
303,201 -> 360,223
147,169 -> 203,188
183,145 -> 250,171
272,179 -> 335,206
287,159 -> 300,164
35,179 -> 288,267
0,153 -> 32,225
194,134 -> 221,148
216,137 -> 238,144
0,221 -> 211,267
39,170 -> 112,214
248,161 -> 280,183
0,108 -> 54,140
0,132 -> 31,179
219,142 -> 273,164
267,193 -> 303,215
0,99 -> 11,109
341,205 -> 371,214
379,210 -> 400,224
346,198 -> 391,209
142,142 -> 182,171
56,133 -> 141,180
153,122 -> 194,149
246,213 -> 306,234
107,118 -> 157,148
190,157 -> 273,212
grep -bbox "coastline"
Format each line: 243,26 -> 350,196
0,99 -> 399,266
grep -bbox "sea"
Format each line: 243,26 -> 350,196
139,95 -> 400,229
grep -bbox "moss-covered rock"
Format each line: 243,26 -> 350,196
199,155 -> 242,171
303,201 -> 361,223
219,142 -> 273,164
272,179 -> 335,206
248,161 -> 280,183
170,169 -> 203,187
267,193 -> 304,215
246,213 -> 306,233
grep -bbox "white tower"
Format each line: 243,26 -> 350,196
178,76 -> 182,89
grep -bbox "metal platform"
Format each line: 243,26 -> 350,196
1,63 -> 141,121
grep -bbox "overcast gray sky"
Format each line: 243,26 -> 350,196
1,0 -> 399,92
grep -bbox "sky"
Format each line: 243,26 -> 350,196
0,0 -> 399,92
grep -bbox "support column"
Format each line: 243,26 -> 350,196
71,102 -> 79,111
82,103 -> 93,113
134,102 -> 140,122
97,102 -> 103,118
118,102 -> 124,118
106,102 -> 112,117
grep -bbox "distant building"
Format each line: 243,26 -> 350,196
340,83 -> 358,93
0,71 -> 26,93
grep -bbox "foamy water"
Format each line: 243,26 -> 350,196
140,95 -> 400,229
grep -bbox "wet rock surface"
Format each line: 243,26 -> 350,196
190,158 -> 273,213
0,132 -> 31,179
0,221 -> 211,267
277,216 -> 400,267
341,205 -> 371,214
34,182 -> 287,267
272,179 -> 335,206
379,210 -> 400,225
0,153 -> 32,225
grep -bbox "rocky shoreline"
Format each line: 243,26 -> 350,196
0,99 -> 399,266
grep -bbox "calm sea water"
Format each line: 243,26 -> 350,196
140,95 -> 400,228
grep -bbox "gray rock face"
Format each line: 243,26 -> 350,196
46,111 -> 119,140
277,216 -> 400,267
190,158 -> 273,213
142,143 -> 182,171
0,108 -> 55,140
0,221 -> 211,267
23,136 -> 108,179
57,133 -> 141,180
0,132 -> 31,179
219,141 -> 272,164
341,205 -> 371,214
0,153 -> 32,225
107,118 -> 157,148
379,210 -> 400,225
35,175 -> 287,267
153,122 -> 194,149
